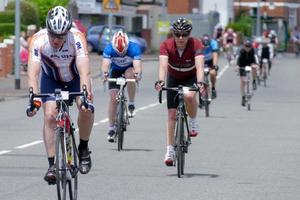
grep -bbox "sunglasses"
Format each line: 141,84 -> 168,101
174,32 -> 189,38
244,45 -> 251,48
48,32 -> 67,40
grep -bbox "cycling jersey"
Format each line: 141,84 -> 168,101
203,39 -> 218,61
237,48 -> 258,67
159,37 -> 204,81
103,41 -> 141,72
226,32 -> 235,43
29,28 -> 88,83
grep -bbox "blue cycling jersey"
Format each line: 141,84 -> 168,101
103,41 -> 142,72
203,39 -> 218,61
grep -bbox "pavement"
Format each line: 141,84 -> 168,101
0,53 -> 158,102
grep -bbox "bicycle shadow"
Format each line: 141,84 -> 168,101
167,173 -> 220,178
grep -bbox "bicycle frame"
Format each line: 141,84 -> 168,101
27,86 -> 91,200
159,85 -> 199,178
107,77 -> 136,151
245,66 -> 252,111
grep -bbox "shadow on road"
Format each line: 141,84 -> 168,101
112,148 -> 153,152
167,173 -> 220,178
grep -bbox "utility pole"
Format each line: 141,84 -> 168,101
14,0 -> 20,89
256,0 -> 261,37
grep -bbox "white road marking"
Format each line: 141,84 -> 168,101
0,150 -> 12,155
217,64 -> 230,79
1,64 -> 230,154
14,140 -> 43,149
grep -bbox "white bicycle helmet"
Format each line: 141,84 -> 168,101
46,6 -> 72,35
112,30 -> 129,55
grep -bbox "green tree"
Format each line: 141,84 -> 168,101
26,0 -> 68,27
227,14 -> 252,37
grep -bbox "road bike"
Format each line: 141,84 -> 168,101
258,58 -> 268,87
106,77 -> 136,151
159,85 -> 199,178
198,64 -> 210,117
244,66 -> 253,111
27,85 -> 93,200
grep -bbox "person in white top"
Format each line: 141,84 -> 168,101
26,6 -> 94,184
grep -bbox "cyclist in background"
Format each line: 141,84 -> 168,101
155,18 -> 205,166
26,6 -> 94,184
201,34 -> 219,99
257,37 -> 274,74
213,24 -> 224,51
268,30 -> 278,57
291,26 -> 300,56
101,30 -> 142,143
223,28 -> 237,62
236,40 -> 259,106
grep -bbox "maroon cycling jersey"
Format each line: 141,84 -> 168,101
159,37 -> 204,80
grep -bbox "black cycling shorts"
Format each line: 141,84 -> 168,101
166,74 -> 197,109
239,67 -> 246,77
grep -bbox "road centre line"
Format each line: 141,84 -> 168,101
1,64 -> 230,155
14,140 -> 43,149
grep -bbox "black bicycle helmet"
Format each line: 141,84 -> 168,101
172,18 -> 192,34
46,6 -> 72,35
244,39 -> 252,47
201,34 -> 211,47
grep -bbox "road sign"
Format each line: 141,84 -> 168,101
103,0 -> 121,12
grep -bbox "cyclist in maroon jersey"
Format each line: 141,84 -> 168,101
155,18 -> 205,166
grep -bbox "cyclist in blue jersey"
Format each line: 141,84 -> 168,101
201,34 -> 219,99
101,30 -> 142,142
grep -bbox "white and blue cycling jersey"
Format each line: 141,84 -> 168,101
203,39 -> 219,61
103,41 -> 141,72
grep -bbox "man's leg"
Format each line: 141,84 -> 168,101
43,101 -> 58,184
77,97 -> 94,174
125,68 -> 136,114
164,109 -> 176,166
210,69 -> 217,99
107,90 -> 118,142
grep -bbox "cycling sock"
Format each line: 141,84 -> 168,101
212,86 -> 215,90
167,145 -> 174,152
48,157 -> 55,167
189,117 -> 196,125
128,102 -> 135,106
79,139 -> 89,150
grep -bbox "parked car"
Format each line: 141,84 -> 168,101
86,25 -> 147,54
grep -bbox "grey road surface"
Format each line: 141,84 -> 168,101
0,54 -> 299,200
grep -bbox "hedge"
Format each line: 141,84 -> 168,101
6,0 -> 39,27
0,23 -> 27,38
0,11 -> 15,23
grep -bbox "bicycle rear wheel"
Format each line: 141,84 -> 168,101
116,102 -> 124,151
175,115 -> 185,178
56,128 -> 67,200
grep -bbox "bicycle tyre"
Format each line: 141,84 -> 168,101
68,132 -> 78,200
56,128 -> 67,200
175,115 -> 185,178
116,102 -> 124,151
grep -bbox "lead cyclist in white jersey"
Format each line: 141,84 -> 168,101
26,6 -> 94,184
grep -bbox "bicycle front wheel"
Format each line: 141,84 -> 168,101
56,128 -> 67,200
175,115 -> 185,178
116,102 -> 124,151
67,133 -> 78,200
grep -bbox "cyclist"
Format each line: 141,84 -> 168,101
291,26 -> 300,56
236,40 -> 259,106
268,30 -> 278,57
257,38 -> 274,74
223,27 -> 237,62
26,6 -> 94,184
101,30 -> 142,143
154,18 -> 205,166
201,34 -> 219,99
213,24 -> 224,51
